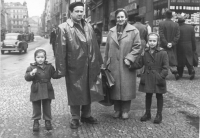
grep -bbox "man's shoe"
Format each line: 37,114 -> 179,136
113,111 -> 121,118
122,112 -> 129,120
45,120 -> 52,130
190,73 -> 195,80
81,116 -> 98,124
70,119 -> 80,129
153,113 -> 162,124
175,74 -> 180,80
140,113 -> 151,122
33,120 -> 39,132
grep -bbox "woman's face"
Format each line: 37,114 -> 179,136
35,52 -> 45,65
116,11 -> 127,25
148,35 -> 158,49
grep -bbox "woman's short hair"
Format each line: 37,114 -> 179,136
115,8 -> 128,19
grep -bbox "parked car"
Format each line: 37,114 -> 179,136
1,33 -> 28,54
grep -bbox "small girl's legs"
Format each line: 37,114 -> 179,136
42,99 -> 52,130
32,100 -> 42,131
154,94 -> 163,124
140,93 -> 153,122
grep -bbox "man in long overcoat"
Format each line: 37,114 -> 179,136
177,17 -> 196,80
55,2 -> 103,129
159,10 -> 180,80
133,15 -> 148,76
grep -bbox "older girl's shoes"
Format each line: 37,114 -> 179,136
140,113 -> 151,122
153,113 -> 162,124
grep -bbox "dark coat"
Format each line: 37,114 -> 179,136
131,47 -> 169,94
103,23 -> 141,100
133,22 -> 148,51
50,30 -> 56,45
159,19 -> 180,66
55,19 -> 103,105
24,62 -> 60,101
177,23 -> 196,67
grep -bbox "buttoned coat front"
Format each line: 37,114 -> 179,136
104,23 -> 141,101
131,48 -> 169,94
159,19 -> 180,66
55,19 -> 104,105
25,62 -> 60,101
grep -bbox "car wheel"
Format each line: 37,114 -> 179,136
1,50 -> 4,54
19,50 -> 22,54
8,50 -> 11,53
24,48 -> 27,53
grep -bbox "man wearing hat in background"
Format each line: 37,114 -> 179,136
55,1 -> 103,129
177,16 -> 196,80
50,25 -> 57,56
159,10 -> 180,80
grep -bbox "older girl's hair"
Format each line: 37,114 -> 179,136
115,8 -> 128,19
147,32 -> 160,46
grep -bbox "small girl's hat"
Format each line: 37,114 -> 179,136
34,47 -> 47,60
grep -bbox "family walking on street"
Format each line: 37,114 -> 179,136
24,1 -> 197,132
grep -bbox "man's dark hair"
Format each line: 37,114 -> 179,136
134,15 -> 142,22
165,10 -> 172,19
69,2 -> 84,12
115,8 -> 128,19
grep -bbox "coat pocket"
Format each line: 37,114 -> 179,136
140,74 -> 145,85
155,72 -> 166,87
31,83 -> 38,93
47,82 -> 53,91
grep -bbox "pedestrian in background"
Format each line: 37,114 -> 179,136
159,10 -> 180,80
24,48 -> 61,132
130,33 -> 169,124
145,21 -> 152,34
55,2 -> 103,129
50,26 -> 57,56
177,16 -> 196,80
133,15 -> 148,77
104,8 -> 141,119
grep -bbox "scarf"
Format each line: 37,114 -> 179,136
117,22 -> 127,40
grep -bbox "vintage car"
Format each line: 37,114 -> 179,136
1,33 -> 28,54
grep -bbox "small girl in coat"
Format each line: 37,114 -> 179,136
25,48 -> 61,131
131,33 -> 169,124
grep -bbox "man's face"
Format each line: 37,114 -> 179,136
71,6 -> 84,22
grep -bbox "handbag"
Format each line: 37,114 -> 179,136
193,52 -> 198,67
99,68 -> 115,106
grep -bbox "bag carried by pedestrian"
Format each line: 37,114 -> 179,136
193,52 -> 198,67
99,68 -> 115,106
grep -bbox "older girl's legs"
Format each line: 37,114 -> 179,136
140,93 -> 152,121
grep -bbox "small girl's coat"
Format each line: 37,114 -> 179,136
25,62 -> 60,101
131,47 -> 169,94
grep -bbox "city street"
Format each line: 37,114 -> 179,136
0,38 -> 199,138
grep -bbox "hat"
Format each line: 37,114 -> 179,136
34,48 -> 46,60
69,2 -> 84,12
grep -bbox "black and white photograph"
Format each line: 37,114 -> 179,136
0,0 -> 200,137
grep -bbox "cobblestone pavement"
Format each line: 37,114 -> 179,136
0,39 -> 199,138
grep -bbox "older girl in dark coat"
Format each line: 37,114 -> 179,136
25,48 -> 60,131
131,33 -> 169,124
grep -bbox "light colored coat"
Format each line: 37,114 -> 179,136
104,23 -> 141,101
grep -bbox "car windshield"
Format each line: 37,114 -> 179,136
5,35 -> 18,40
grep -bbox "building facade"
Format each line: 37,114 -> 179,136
4,2 -> 29,33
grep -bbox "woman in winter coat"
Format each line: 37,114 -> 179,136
24,48 -> 61,132
103,8 -> 141,119
130,33 -> 169,124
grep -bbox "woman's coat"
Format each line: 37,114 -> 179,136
25,62 -> 60,101
104,23 -> 141,101
131,47 -> 169,94
177,23 -> 196,67
55,19 -> 104,105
